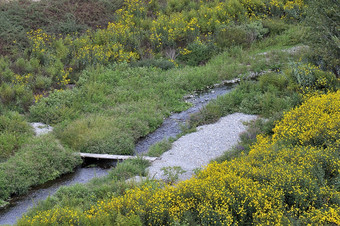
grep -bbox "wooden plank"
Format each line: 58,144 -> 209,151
79,153 -> 158,162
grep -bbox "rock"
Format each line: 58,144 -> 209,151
30,122 -> 53,136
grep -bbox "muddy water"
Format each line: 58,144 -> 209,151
0,85 -> 234,225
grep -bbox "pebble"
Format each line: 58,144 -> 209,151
147,113 -> 258,182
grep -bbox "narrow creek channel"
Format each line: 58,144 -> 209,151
0,84 -> 235,225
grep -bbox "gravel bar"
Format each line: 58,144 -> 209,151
147,113 -> 258,181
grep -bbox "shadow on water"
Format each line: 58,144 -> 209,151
0,84 -> 235,225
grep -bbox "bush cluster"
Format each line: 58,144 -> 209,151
0,111 -> 33,161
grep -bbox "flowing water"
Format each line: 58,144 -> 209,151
0,84 -> 234,225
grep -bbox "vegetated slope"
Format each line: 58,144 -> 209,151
18,90 -> 340,225
0,0 -> 339,220
0,37 -> 304,208
0,0 -> 305,113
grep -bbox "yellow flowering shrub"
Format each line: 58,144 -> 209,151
19,90 -> 339,225
289,62 -> 337,96
273,90 -> 340,148
25,0 -> 308,72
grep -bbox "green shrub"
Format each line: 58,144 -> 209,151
189,71 -> 301,126
258,72 -> 288,91
305,0 -> 339,76
245,21 -> 269,42
288,62 -> 338,93
161,166 -> 186,184
0,83 -> 33,112
0,83 -> 15,104
165,0 -> 197,14
0,56 -> 14,82
29,89 -> 79,124
215,25 -> 249,49
0,134 -> 81,202
178,41 -> 216,66
0,111 -> 33,160
55,115 -> 135,155
110,158 -> 150,180
34,75 -> 52,90
262,18 -> 289,35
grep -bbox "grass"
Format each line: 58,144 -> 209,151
198,63 -> 339,164
28,35 -> 304,156
147,139 -> 173,157
0,134 -> 81,204
18,68 -> 340,226
0,0 -> 337,224
188,71 -> 301,128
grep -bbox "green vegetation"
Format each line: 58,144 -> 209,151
147,139 -> 173,157
0,111 -> 33,161
0,0 -> 338,224
0,39 -> 303,205
0,134 -> 81,206
161,166 -> 186,184
305,0 -> 339,76
193,61 -> 338,162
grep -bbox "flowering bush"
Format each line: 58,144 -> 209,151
289,62 -> 337,95
273,91 -> 339,148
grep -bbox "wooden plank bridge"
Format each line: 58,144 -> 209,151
79,153 -> 158,162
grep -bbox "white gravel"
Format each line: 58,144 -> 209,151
147,113 -> 258,181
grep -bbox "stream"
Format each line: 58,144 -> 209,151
135,85 -> 235,153
0,84 -> 234,225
